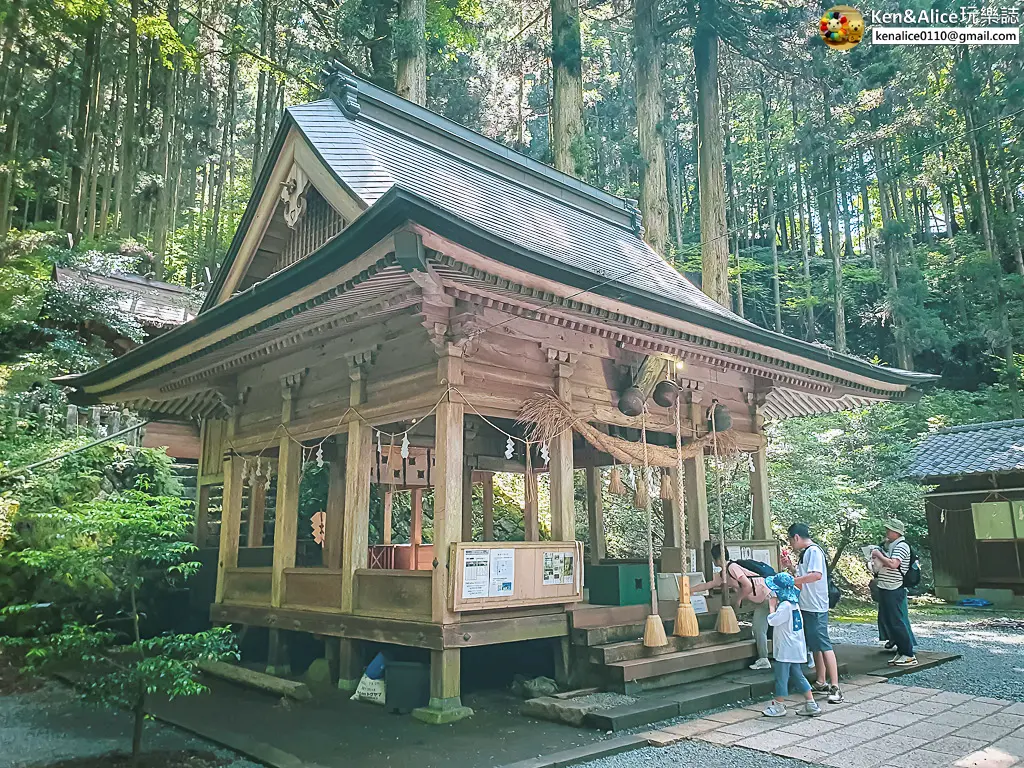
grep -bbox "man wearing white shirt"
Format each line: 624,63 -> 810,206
871,519 -> 917,666
788,523 -> 843,704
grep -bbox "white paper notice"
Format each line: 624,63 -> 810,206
752,549 -> 772,566
562,553 -> 575,585
543,552 -> 562,585
489,548 -> 515,597
727,546 -> 741,561
690,595 -> 709,614
689,549 -> 697,573
741,546 -> 753,561
462,549 -> 490,599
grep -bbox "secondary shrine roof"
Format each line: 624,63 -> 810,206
908,419 -> 1024,479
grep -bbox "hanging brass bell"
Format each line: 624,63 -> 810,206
617,386 -> 646,417
652,380 -> 678,408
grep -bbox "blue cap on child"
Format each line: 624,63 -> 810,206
764,572 -> 800,604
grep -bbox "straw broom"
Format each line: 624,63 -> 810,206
640,409 -> 668,648
673,396 -> 700,638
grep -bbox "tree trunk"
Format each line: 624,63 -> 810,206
551,0 -> 583,176
119,0 -> 141,235
792,85 -> 813,340
634,0 -> 668,255
67,26 -> 99,242
669,141 -> 685,255
694,0 -> 729,304
759,74 -> 780,332
822,95 -> 845,352
396,0 -> 427,104
151,0 -> 178,276
875,141 -> 914,371
252,0 -> 269,176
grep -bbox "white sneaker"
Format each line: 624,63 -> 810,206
797,700 -> 822,717
893,655 -> 919,667
887,654 -> 901,666
749,657 -> 772,670
763,700 -> 787,717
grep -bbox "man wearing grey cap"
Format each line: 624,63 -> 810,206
871,519 -> 917,666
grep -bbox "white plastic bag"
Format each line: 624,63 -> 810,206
350,674 -> 386,705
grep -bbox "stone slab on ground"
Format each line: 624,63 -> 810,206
522,693 -> 636,727
583,696 -> 682,732
198,661 -> 312,701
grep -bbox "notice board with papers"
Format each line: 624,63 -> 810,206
450,541 -> 584,612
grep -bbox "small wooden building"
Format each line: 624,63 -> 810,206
909,419 -> 1024,607
60,64 -> 931,722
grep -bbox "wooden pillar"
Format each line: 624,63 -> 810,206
247,479 -> 267,548
324,439 -> 346,570
214,456 -> 244,603
524,471 -> 539,542
411,488 -> 423,545
461,462 -> 474,542
685,392 -> 709,573
685,454 -> 709,574
412,648 -> 471,724
549,359 -> 576,542
271,372 -> 305,611
481,473 -> 494,541
340,422 -> 372,612
195,484 -> 211,547
662,468 -> 682,549
585,466 -> 605,565
382,490 -> 393,545
749,446 -> 771,540
431,389 -> 463,623
336,637 -> 363,692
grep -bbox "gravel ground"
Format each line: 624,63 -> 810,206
574,739 -> 819,768
830,617 -> 1024,701
0,682 -> 261,768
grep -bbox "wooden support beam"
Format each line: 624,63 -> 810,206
411,488 -> 423,545
429,343 -> 465,625
412,648 -> 472,724
662,468 -> 682,549
549,363 -> 575,542
524,472 -> 539,542
341,359 -> 373,613
432,397 -> 464,624
585,467 -> 605,565
324,439 -> 346,570
685,391 -> 709,573
341,420 -> 372,612
247,479 -> 267,548
482,473 -> 494,541
336,638 -> 363,692
461,462 -> 474,542
195,484 -> 211,547
271,437 -> 302,608
215,456 -> 244,603
382,490 -> 393,545
750,446 -> 771,540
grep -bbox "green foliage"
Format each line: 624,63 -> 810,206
2,490 -> 237,758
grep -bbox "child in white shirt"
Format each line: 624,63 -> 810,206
763,572 -> 822,718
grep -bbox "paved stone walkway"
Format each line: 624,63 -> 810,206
639,675 -> 1024,767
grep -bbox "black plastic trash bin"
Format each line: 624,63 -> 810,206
384,660 -> 430,714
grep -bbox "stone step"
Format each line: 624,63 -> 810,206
607,639 -> 758,694
589,627 -> 753,665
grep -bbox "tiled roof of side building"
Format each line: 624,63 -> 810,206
908,419 -> 1024,478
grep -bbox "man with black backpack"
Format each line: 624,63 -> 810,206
871,519 -> 918,667
788,523 -> 843,704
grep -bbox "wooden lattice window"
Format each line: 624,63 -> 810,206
277,186 -> 346,272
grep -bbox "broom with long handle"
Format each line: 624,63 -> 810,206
640,408 -> 668,648
674,396 -> 700,637
712,402 -> 740,635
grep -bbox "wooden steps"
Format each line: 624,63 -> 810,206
571,612 -> 720,647
588,627 -> 752,664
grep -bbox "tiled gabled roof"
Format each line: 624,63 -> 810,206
908,419 -> 1024,478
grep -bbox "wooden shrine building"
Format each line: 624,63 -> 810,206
60,64 -> 933,722
909,420 -> 1024,607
